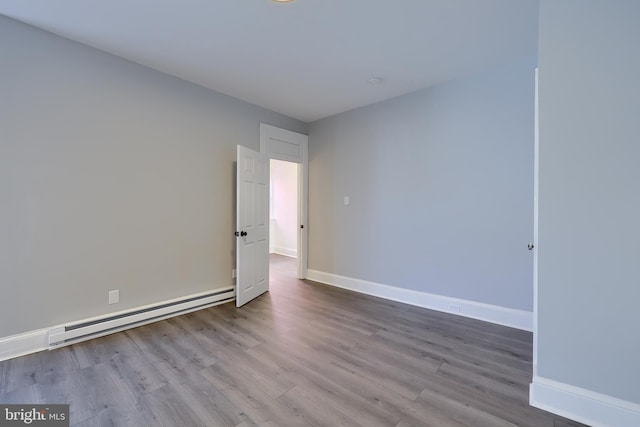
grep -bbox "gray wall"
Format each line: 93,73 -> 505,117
537,1 -> 640,403
0,16 -> 306,338
308,57 -> 536,311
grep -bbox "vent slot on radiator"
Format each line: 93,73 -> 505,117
48,288 -> 235,349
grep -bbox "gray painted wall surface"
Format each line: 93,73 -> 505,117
537,1 -> 640,403
308,57 -> 536,311
0,16 -> 306,337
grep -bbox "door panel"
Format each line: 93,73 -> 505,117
236,145 -> 269,307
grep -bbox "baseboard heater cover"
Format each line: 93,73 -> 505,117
48,287 -> 235,349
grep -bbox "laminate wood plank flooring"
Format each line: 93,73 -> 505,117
0,255 -> 587,426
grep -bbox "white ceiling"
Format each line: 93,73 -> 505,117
0,0 -> 539,122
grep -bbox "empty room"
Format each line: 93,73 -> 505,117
1,1 -> 638,426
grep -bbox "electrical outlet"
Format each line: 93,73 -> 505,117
232,269 -> 236,279
449,304 -> 461,313
109,290 -> 119,305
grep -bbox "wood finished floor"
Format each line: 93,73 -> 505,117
0,255 -> 587,427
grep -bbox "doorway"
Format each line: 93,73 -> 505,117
260,123 -> 308,280
269,159 -> 299,259
270,159 -> 299,279
236,124 -> 307,307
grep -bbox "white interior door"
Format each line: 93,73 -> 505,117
236,145 -> 269,307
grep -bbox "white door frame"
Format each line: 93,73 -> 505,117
260,123 -> 308,279
532,67 -> 539,375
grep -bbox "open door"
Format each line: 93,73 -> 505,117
236,145 -> 269,307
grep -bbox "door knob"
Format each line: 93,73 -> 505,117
528,243 -> 534,250
241,231 -> 248,237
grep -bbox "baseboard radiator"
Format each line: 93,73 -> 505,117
48,287 -> 235,349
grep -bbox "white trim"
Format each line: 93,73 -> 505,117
0,288 -> 235,361
530,376 -> 640,427
260,123 -> 306,164
0,329 -> 49,362
296,160 -> 308,280
533,66 -> 540,376
272,246 -> 297,258
307,270 -> 532,331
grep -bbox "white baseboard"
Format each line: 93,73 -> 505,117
273,246 -> 297,258
0,329 -> 49,362
306,269 -> 532,331
0,288 -> 235,362
530,376 -> 640,427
